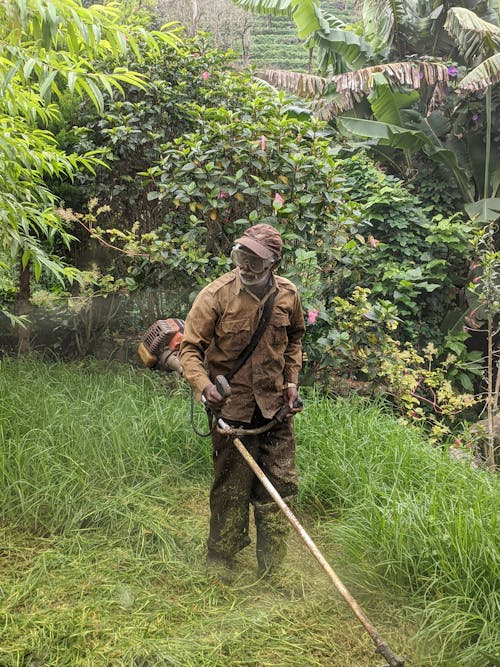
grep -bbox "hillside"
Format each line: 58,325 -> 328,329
247,0 -> 360,73
159,0 -> 360,73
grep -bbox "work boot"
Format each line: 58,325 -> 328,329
254,499 -> 291,578
206,553 -> 237,585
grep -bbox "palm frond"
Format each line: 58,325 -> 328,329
444,7 -> 500,63
457,52 -> 500,93
330,61 -> 450,112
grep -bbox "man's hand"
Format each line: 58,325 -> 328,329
284,386 -> 303,414
202,383 -> 227,410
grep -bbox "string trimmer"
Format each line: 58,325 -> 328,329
138,318 -> 405,667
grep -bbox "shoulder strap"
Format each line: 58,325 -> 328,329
225,290 -> 276,382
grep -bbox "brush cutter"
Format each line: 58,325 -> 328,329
138,319 -> 404,667
213,388 -> 404,667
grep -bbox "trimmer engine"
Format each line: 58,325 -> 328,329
138,318 -> 184,374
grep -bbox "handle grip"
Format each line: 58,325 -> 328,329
215,375 -> 231,398
274,396 -> 303,423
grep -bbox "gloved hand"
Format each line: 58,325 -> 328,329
202,383 -> 226,410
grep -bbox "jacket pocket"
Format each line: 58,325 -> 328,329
271,312 -> 290,346
218,318 -> 251,352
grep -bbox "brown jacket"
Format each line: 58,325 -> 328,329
180,269 -> 305,423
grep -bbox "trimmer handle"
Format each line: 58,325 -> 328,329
274,396 -> 303,423
215,375 -> 231,399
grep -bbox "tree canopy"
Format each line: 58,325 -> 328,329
0,0 -> 179,311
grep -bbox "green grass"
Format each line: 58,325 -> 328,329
1,357 -> 498,665
296,396 -> 500,666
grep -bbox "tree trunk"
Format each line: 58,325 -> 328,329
16,255 -> 31,356
191,0 -> 199,35
308,46 -> 314,74
241,18 -> 251,67
242,32 -> 249,67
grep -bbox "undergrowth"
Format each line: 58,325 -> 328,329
0,357 -> 498,666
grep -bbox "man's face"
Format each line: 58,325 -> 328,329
230,246 -> 274,286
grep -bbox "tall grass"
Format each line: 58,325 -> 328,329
0,357 -> 211,545
296,394 -> 499,666
1,358 -> 498,664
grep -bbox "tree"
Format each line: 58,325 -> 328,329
159,0 -> 253,54
0,0 -> 179,351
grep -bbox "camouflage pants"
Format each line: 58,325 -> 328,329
207,410 -> 298,573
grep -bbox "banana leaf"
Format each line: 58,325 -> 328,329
465,197 -> 500,223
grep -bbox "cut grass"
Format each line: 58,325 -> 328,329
0,493 -> 418,667
0,357 -> 498,665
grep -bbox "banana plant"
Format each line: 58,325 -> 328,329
445,7 -> 500,222
232,0 -> 375,72
335,70 -> 475,200
235,1 -> 499,213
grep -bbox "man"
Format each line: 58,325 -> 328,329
179,222 -> 305,582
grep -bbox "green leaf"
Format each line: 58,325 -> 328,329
458,373 -> 474,392
22,58 -> 37,80
78,77 -> 105,113
33,260 -> 42,282
464,197 -> 500,223
39,70 -> 57,100
338,116 -> 429,150
21,249 -> 31,269
68,71 -> 77,94
447,340 -> 466,355
368,76 -> 419,126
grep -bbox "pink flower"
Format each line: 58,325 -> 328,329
202,71 -> 210,81
368,234 -> 380,248
274,193 -> 285,206
193,52 -> 199,57
260,135 -> 267,151
307,309 -> 319,324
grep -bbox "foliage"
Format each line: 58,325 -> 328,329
61,38 -> 246,241
407,158 -> 463,217
75,67 -> 470,347
310,286 -> 480,439
234,1 -> 500,222
0,0 -> 180,288
327,153 -> 474,340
